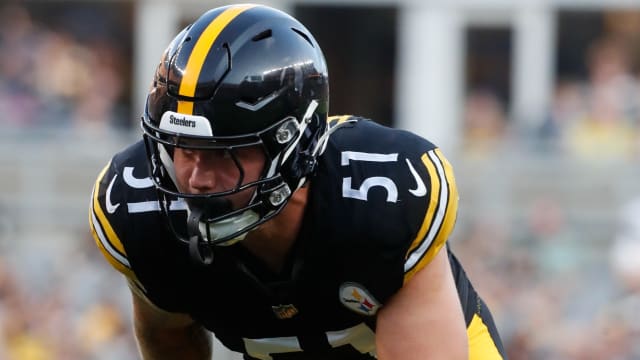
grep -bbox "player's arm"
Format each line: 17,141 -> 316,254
89,161 -> 212,359
375,246 -> 467,359
376,147 -> 466,358
130,283 -> 213,360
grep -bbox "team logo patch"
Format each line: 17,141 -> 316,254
339,282 -> 381,316
271,304 -> 299,319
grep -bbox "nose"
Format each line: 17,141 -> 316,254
188,153 -> 219,194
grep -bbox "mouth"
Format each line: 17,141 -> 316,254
186,197 -> 234,223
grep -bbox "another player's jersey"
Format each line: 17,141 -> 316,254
89,117 -> 503,359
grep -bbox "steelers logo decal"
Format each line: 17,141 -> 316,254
339,282 -> 381,316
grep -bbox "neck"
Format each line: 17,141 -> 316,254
241,186 -> 309,273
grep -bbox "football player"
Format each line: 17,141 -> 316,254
89,4 -> 505,359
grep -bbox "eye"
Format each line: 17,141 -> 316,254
234,146 -> 266,164
181,148 -> 196,156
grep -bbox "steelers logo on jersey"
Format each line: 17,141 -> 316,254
339,282 -> 381,316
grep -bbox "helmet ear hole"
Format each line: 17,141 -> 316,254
275,117 -> 300,144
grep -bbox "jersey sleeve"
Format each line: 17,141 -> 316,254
403,148 -> 459,284
88,160 -> 139,284
323,119 -> 460,288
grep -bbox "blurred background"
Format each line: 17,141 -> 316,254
1,0 -> 640,359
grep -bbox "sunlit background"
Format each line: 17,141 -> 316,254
1,0 -> 640,359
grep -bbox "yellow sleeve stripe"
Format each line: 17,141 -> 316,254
90,202 -> 137,281
404,148 -> 459,283
328,115 -> 353,126
89,163 -> 132,276
406,151 -> 440,256
467,313 -> 504,359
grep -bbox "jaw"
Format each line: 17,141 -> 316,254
240,187 -> 309,271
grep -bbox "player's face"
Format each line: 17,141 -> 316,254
172,144 -> 266,209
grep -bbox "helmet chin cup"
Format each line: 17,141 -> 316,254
198,210 -> 259,246
185,195 -> 261,264
186,197 -> 232,265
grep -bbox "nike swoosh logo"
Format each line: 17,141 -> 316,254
406,159 -> 426,197
105,174 -> 120,214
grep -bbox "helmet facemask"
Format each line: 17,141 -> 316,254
142,100 -> 325,264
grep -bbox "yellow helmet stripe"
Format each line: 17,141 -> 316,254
177,4 -> 257,114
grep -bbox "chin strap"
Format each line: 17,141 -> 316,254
189,235 -> 214,266
187,207 -> 214,266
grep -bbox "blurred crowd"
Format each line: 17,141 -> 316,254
0,4 -> 129,134
0,230 -> 136,359
458,16 -> 640,357
463,13 -> 640,162
2,3 -> 640,360
453,196 -> 640,359
0,3 -> 138,359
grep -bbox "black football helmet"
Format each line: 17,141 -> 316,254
141,4 -> 330,263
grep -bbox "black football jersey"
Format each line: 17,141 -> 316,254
90,117 -> 486,360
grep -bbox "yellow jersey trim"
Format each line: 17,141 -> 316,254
404,149 -> 459,283
89,162 -> 136,280
328,115 -> 353,126
467,313 -> 504,360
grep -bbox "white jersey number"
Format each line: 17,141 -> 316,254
341,151 -> 399,203
243,323 -> 376,360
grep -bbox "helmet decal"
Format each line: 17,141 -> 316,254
159,111 -> 213,136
